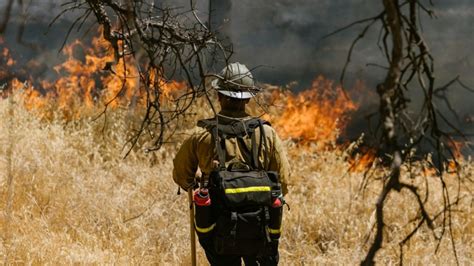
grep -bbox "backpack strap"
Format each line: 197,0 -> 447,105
258,119 -> 269,168
211,126 -> 227,170
251,128 -> 259,169
236,137 -> 255,169
197,117 -> 271,170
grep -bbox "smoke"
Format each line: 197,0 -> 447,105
224,0 -> 381,87
2,0 -> 472,87
1,0 -> 473,145
213,0 -> 474,148
219,1 -> 473,95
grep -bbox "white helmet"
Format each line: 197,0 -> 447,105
211,62 -> 261,99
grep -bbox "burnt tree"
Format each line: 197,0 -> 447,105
53,0 -> 232,155
328,0 -> 472,265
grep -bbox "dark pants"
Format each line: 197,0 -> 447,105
199,237 -> 279,266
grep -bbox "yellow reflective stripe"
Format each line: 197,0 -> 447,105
267,227 -> 281,234
224,186 -> 271,194
194,221 -> 216,233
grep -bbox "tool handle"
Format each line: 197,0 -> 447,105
188,188 -> 197,266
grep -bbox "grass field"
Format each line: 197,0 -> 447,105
0,92 -> 472,265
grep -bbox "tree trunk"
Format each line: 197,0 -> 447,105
361,0 -> 404,264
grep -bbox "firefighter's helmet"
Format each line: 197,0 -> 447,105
211,62 -> 260,99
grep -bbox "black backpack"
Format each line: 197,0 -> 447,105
197,117 -> 284,256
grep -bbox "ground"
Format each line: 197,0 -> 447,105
0,95 -> 472,265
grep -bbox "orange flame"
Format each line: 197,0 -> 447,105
348,148 -> 377,172
272,76 -> 358,148
2,30 -> 186,119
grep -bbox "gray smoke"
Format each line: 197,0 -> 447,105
2,0 -> 472,87
222,0 -> 473,88
1,0 -> 473,143
215,0 -> 474,142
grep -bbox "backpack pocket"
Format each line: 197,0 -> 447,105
214,208 -> 268,255
216,170 -> 273,208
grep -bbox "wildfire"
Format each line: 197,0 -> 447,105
272,76 -> 358,148
1,30 -> 186,119
267,78 -> 377,172
3,30 -> 382,172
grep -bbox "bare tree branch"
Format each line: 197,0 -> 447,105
54,0 -> 231,155
331,0 -> 470,264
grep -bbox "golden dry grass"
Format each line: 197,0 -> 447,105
0,94 -> 472,265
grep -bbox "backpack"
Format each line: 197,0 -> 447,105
196,117 -> 284,256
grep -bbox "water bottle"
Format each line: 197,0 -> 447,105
268,187 -> 284,240
194,188 -> 214,237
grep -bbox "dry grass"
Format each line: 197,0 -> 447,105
0,94 -> 472,265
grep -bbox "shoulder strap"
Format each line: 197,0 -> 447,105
251,128 -> 259,169
197,117 -> 271,170
258,119 -> 269,168
212,126 -> 227,170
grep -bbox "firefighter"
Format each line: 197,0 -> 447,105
173,62 -> 290,265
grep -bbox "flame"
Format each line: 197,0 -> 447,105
272,76 -> 358,148
43,36 -> 141,113
12,79 -> 48,110
147,68 -> 187,101
418,139 -> 466,176
268,77 -> 375,171
2,29 -> 186,120
348,148 -> 377,172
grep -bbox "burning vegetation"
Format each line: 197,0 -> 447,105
1,33 -> 363,152
2,34 -> 186,120
0,70 -> 472,265
0,2 -> 472,263
272,76 -> 357,147
0,32 -> 467,172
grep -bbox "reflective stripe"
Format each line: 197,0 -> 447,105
267,227 -> 281,234
224,186 -> 271,194
194,221 -> 216,233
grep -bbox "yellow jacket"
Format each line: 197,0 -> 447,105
173,110 -> 290,195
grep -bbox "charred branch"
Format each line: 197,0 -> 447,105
56,0 -> 230,154
331,0 -> 470,264
362,1 -> 404,263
